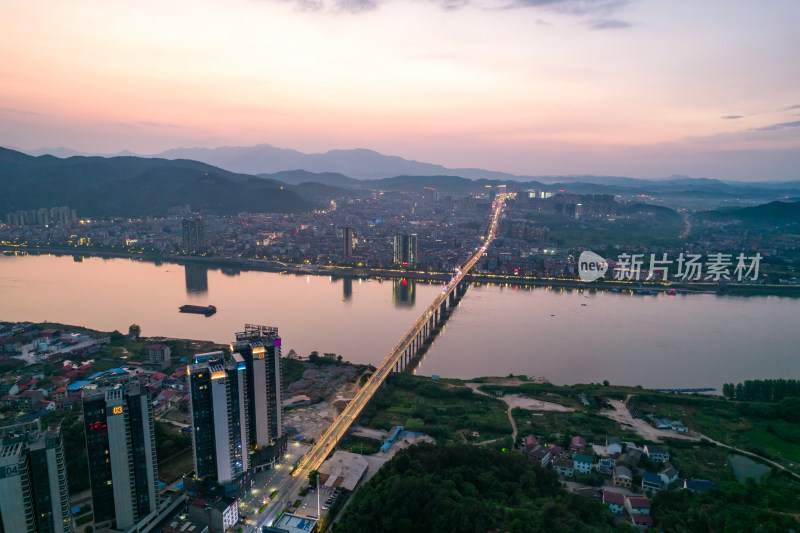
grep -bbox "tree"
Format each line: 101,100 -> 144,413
722,383 -> 734,399
603,380 -> 610,387
308,469 -> 319,487
287,349 -> 298,359
128,324 -> 141,339
308,351 -> 319,363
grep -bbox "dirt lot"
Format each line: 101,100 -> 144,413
466,383 -> 574,412
599,399 -> 700,442
284,364 -> 363,403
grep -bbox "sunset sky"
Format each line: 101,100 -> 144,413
1,0 -> 798,180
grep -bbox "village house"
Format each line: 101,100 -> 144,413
529,445 -> 551,467
573,453 -> 593,474
602,490 -> 625,515
605,436 -> 623,456
613,465 -> 633,488
642,471 -> 663,492
552,455 -> 574,477
570,435 -> 586,453
644,444 -> 670,462
625,496 -> 651,516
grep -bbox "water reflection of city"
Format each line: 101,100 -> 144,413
392,278 -> 415,307
184,264 -> 208,293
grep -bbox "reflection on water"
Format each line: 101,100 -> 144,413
1,254 -> 799,391
184,264 -> 208,293
392,279 -> 415,307
342,278 -> 353,301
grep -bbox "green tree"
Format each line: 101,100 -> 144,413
128,324 -> 141,339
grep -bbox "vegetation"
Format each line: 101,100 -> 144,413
722,379 -> 800,402
652,474 -> 800,531
358,373 -> 511,444
511,408 -> 641,450
335,443 -> 625,533
0,147 -> 314,216
338,435 -> 382,455
154,420 -> 191,460
632,392 -> 800,467
75,515 -> 93,527
307,351 -> 343,364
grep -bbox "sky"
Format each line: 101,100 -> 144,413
1,0 -> 799,180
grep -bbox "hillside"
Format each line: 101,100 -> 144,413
0,147 -> 313,217
258,169 -> 362,188
334,443 -> 621,533
704,200 -> 800,222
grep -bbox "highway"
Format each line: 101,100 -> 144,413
292,193 -> 508,478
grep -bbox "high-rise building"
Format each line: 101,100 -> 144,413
230,325 -> 283,468
82,377 -> 158,532
342,227 -> 354,258
182,216 -> 206,254
423,187 -> 439,202
188,352 -> 249,484
393,234 -> 418,268
0,421 -> 71,533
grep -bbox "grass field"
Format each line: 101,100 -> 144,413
635,394 -> 800,466
338,435 -> 382,455
159,448 -> 194,483
360,373 -> 511,444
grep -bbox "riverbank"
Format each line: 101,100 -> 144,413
4,244 -> 799,297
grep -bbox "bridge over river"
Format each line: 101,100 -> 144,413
293,193 -> 509,477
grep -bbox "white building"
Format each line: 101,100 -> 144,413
0,421 -> 72,533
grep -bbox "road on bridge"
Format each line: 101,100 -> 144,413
292,193 -> 509,479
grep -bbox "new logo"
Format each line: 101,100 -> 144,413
578,251 -> 608,282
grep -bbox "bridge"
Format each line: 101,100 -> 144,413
292,193 -> 508,477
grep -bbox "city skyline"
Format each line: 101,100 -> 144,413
1,1 -> 799,181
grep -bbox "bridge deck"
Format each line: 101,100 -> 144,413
293,194 -> 508,477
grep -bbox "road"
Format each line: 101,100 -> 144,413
238,441 -> 309,531
292,193 -> 509,478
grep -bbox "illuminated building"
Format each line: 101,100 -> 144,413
230,325 -> 286,470
0,421 -> 71,533
188,352 -> 249,484
182,216 -> 206,254
342,227 -> 354,258
82,377 -> 158,532
393,234 -> 418,267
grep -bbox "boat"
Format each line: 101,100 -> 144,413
179,304 -> 217,316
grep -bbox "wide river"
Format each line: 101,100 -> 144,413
2,254 -> 798,391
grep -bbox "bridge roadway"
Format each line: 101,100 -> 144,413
292,193 -> 508,478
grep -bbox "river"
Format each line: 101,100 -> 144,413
1,253 -> 798,391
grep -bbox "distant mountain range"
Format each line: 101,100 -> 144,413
0,147 -> 313,217
153,144 -> 520,181
7,144 -> 800,218
24,143 -> 800,190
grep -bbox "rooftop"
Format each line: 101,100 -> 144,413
270,513 -> 317,533
318,450 -> 369,491
602,491 -> 625,505
626,496 -> 650,509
